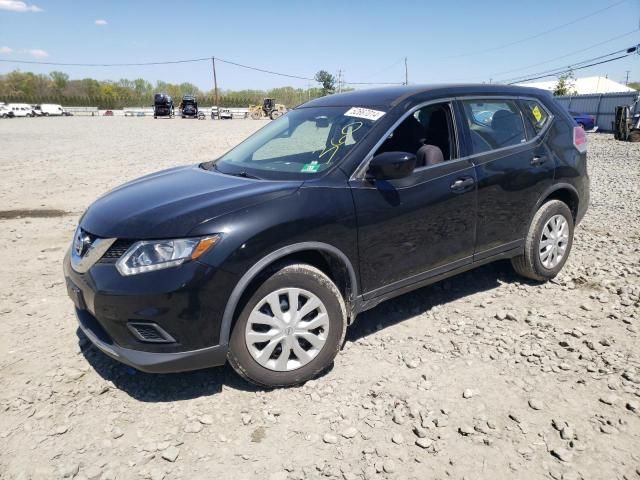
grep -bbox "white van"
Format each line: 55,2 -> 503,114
40,104 -> 65,116
1,104 -> 13,118
8,104 -> 34,117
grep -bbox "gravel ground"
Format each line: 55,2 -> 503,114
0,117 -> 639,480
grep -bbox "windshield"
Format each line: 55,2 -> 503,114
210,106 -> 384,180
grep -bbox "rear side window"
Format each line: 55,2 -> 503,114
521,100 -> 550,133
462,99 -> 526,154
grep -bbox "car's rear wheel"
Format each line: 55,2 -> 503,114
511,200 -> 574,281
228,264 -> 346,388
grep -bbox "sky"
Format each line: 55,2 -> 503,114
0,0 -> 639,91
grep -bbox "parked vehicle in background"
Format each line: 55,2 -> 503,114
210,106 -> 219,119
570,111 -> 595,131
249,98 -> 287,120
39,104 -> 65,116
219,108 -> 233,119
103,110 -> 114,116
153,93 -> 174,119
64,84 -> 589,388
0,104 -> 14,118
62,109 -> 73,116
613,99 -> 640,142
8,104 -> 33,117
31,105 -> 44,116
180,95 -> 198,119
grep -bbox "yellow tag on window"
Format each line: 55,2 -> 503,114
531,105 -> 543,122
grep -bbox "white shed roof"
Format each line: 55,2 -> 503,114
516,76 -> 635,94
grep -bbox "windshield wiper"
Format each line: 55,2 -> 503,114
226,170 -> 262,180
204,161 -> 262,180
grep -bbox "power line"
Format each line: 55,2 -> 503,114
449,0 -> 628,58
0,54 -> 318,81
361,57 -> 404,81
508,54 -> 631,84
215,57 -> 314,81
500,45 -> 636,84
0,57 -> 211,67
483,29 -> 638,79
503,45 -> 638,84
0,53 -> 409,85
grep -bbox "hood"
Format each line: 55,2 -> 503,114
81,166 -> 301,238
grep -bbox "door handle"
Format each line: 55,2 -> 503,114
531,156 -> 547,166
450,177 -> 475,191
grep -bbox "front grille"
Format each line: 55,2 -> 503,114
99,239 -> 134,263
127,322 -> 176,343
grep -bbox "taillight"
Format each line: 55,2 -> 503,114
573,126 -> 587,153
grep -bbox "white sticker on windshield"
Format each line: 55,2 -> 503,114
344,107 -> 385,121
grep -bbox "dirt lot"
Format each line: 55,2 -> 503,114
0,117 -> 639,480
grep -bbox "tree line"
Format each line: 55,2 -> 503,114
0,70 -> 331,108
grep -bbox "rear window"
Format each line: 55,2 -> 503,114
521,100 -> 550,133
462,99 -> 527,154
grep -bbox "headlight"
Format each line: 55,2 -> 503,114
116,235 -> 220,276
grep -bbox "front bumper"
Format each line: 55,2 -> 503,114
76,308 -> 227,373
64,249 -> 235,373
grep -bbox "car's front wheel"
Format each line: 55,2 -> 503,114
511,199 -> 574,281
228,264 -> 347,388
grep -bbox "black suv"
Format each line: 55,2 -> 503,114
180,95 -> 198,119
153,93 -> 174,118
64,85 -> 589,387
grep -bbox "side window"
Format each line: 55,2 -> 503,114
376,102 -> 455,168
521,100 -> 550,133
462,99 -> 526,154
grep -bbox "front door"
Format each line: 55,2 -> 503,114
350,102 -> 477,297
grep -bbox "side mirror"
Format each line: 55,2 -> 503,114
367,151 -> 416,181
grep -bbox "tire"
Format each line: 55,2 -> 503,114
228,264 -> 347,388
250,111 -> 262,120
628,130 -> 640,142
270,110 -> 282,120
511,200 -> 574,281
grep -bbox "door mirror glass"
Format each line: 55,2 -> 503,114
367,151 -> 416,180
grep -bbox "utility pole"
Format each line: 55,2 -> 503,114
337,69 -> 342,93
404,57 -> 408,85
625,70 -> 630,85
211,57 -> 219,110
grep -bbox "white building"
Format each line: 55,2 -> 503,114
516,76 -> 635,95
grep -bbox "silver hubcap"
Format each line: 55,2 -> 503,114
539,214 -> 569,269
245,288 -> 329,372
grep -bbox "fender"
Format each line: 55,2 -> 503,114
218,242 -> 359,346
529,182 -> 580,222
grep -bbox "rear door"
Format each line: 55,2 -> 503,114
350,101 -> 477,297
458,97 -> 555,259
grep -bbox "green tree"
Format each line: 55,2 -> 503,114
315,70 -> 335,96
628,81 -> 640,91
49,71 -> 69,93
133,78 -> 152,96
553,71 -> 576,96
